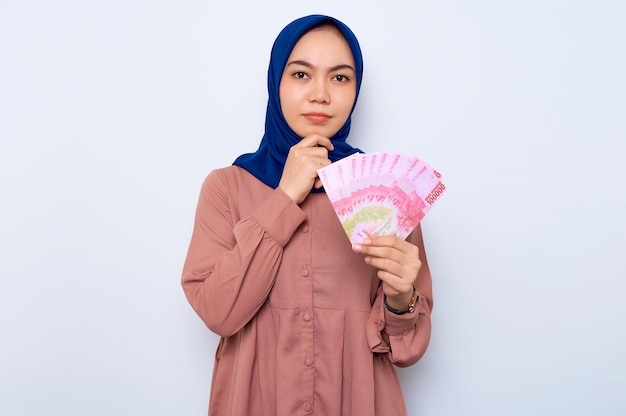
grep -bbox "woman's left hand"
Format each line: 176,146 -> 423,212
352,235 -> 421,311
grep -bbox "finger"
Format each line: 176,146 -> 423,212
361,235 -> 414,252
365,253 -> 420,281
355,237 -> 422,281
295,134 -> 334,152
288,144 -> 330,166
313,151 -> 333,168
312,154 -> 323,168
354,236 -> 419,261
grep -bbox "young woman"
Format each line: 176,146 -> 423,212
182,14 -> 433,416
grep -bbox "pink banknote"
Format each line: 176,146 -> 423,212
317,152 -> 446,244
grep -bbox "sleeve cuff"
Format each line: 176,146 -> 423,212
252,188 -> 306,247
383,295 -> 422,336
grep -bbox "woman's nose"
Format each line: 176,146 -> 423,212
309,79 -> 330,104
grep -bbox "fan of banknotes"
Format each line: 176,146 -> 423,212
317,152 -> 446,244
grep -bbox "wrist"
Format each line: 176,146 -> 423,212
278,183 -> 303,205
384,286 -> 418,315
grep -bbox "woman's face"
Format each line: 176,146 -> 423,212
279,25 -> 357,139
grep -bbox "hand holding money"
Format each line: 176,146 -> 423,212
317,152 -> 446,244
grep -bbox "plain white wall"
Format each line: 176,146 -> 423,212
1,1 -> 624,415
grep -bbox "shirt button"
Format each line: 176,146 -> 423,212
305,356 -> 314,367
301,224 -> 309,233
304,402 -> 313,412
303,312 -> 312,322
300,268 -> 309,277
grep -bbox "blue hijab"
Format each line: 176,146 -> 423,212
232,14 -> 364,191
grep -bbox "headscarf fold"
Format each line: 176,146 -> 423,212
233,14 -> 364,191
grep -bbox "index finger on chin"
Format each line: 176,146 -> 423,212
298,134 -> 333,151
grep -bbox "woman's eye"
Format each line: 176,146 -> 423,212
334,74 -> 349,82
294,71 -> 308,79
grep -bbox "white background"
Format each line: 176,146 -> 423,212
1,1 -> 625,415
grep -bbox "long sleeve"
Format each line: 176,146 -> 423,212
181,168 -> 306,337
365,224 -> 434,367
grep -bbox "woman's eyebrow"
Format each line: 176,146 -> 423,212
329,64 -> 356,73
286,60 -> 355,73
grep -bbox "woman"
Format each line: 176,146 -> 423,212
182,14 -> 433,416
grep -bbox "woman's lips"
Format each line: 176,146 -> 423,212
303,112 -> 331,123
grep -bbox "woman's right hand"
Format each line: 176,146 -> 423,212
279,134 -> 334,204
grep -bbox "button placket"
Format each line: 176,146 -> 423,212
298,205 -> 315,412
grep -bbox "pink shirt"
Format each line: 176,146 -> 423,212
182,166 -> 433,416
